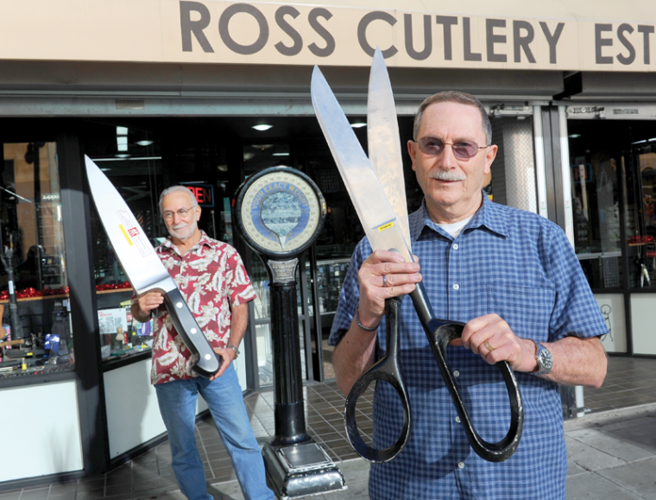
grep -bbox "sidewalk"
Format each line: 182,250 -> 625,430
565,402 -> 656,499
203,402 -> 656,500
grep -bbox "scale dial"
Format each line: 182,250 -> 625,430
234,167 -> 326,259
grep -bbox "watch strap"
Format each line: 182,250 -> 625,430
226,344 -> 240,359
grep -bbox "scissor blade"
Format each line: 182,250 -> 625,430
311,66 -> 412,263
368,48 -> 411,251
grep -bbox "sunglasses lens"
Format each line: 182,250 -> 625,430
417,137 -> 480,159
418,137 -> 445,155
453,141 -> 479,159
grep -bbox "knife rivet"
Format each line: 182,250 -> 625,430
204,354 -> 211,360
176,302 -> 183,308
190,328 -> 197,334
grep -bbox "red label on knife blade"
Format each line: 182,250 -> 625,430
117,210 -> 152,258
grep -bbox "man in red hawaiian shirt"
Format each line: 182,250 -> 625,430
131,186 -> 273,500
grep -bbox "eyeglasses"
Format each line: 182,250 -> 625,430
415,136 -> 490,160
162,207 -> 195,221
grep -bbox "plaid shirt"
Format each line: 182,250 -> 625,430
329,195 -> 607,500
145,231 -> 256,385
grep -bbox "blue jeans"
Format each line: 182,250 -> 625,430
155,364 -> 273,500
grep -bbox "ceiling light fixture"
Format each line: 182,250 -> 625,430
136,140 -> 154,146
252,124 -> 273,131
272,152 -> 290,157
350,122 -> 367,129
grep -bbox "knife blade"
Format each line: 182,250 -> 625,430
311,66 -> 413,264
85,156 -> 221,377
368,48 -> 411,251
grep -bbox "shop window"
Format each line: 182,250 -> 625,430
84,123 -> 163,364
567,119 -> 656,290
0,142 -> 73,378
627,140 -> 656,288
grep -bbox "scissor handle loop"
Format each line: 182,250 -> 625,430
344,297 -> 411,463
428,321 -> 524,462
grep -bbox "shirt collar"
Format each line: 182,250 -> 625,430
160,230 -> 213,256
410,191 -> 508,241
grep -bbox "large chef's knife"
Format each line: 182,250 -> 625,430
85,156 -> 221,377
311,54 -> 523,463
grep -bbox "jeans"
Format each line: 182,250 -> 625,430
155,364 -> 274,500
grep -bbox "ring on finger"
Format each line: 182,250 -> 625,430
382,275 -> 387,287
484,340 -> 494,353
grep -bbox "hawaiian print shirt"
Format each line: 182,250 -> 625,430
139,231 -> 256,385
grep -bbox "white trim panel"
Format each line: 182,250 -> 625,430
0,381 -> 83,482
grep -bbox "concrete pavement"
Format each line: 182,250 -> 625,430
206,402 -> 656,499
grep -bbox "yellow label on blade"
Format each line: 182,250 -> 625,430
378,222 -> 394,232
119,224 -> 134,246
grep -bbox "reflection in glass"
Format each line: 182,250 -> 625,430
0,142 -> 73,378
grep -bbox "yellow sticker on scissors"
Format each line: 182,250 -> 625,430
377,222 -> 394,232
119,224 -> 134,246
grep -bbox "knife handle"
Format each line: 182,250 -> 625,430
162,288 -> 221,377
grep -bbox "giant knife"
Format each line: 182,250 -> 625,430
85,156 -> 221,377
311,49 -> 523,463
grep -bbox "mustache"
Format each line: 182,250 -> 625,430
171,222 -> 189,230
429,170 -> 466,181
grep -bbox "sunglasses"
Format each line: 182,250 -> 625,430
415,136 -> 490,160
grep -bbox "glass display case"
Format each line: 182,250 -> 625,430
0,141 -> 74,379
315,258 -> 350,329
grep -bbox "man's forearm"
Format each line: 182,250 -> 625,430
333,320 -> 378,396
541,336 -> 607,388
227,303 -> 249,347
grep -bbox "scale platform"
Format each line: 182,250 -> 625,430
263,441 -> 346,499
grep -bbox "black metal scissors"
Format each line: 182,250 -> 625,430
344,284 -> 524,463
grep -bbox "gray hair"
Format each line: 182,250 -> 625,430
159,185 -> 198,214
412,91 -> 492,145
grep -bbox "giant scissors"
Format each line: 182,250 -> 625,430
311,49 -> 524,464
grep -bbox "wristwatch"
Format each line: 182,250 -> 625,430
531,340 -> 553,375
226,344 -> 240,359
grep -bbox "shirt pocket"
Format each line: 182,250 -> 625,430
486,284 -> 555,342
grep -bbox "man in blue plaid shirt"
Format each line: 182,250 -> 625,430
329,91 -> 608,499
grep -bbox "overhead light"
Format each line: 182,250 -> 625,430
251,144 -> 273,150
101,168 -> 111,172
273,152 -> 289,157
117,136 -> 128,152
244,152 -> 256,161
136,140 -> 154,146
568,134 -> 581,139
252,124 -> 273,131
350,122 -> 367,128
217,164 -> 228,172
92,156 -> 162,162
632,139 -> 647,144
115,153 -> 131,158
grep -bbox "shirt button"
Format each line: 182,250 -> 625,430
455,416 -> 461,423
453,243 -> 459,250
453,284 -> 460,290
453,370 -> 460,377
458,462 -> 465,469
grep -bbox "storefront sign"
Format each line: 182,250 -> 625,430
0,0 -> 654,72
183,183 -> 214,207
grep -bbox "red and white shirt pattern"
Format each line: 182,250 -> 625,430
144,231 -> 256,385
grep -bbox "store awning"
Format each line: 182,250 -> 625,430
0,0 -> 654,73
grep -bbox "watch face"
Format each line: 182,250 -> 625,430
235,167 -> 326,258
539,349 -> 553,371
